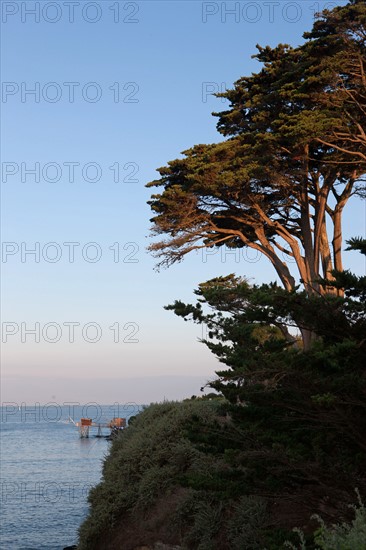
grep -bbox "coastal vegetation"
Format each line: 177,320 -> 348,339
78,1 -> 365,548
78,242 -> 366,549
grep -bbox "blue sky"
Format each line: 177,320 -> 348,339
1,0 -> 364,404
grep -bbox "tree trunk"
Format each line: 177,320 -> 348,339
301,328 -> 317,351
333,207 -> 343,274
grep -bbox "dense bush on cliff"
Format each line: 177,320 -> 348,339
78,395 -> 366,550
78,398 -> 270,550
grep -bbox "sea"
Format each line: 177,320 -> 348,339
0,403 -> 141,549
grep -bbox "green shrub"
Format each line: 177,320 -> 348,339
313,492 -> 366,550
227,495 -> 268,550
179,493 -> 223,550
285,491 -> 366,550
78,399 -> 227,549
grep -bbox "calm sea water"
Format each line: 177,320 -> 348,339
0,404 -> 139,550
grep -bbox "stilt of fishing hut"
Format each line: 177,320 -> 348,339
79,418 -> 92,438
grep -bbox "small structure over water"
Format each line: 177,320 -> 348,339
73,417 -> 126,438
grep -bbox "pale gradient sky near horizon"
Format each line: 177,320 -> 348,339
1,0 -> 364,404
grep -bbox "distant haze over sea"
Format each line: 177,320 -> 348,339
1,375 -> 215,404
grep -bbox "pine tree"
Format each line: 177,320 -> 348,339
148,1 -> 366,325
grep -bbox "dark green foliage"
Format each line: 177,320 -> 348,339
166,243 -> 366,536
216,0 -> 366,160
226,496 -> 268,550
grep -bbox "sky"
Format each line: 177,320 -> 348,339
1,0 -> 364,405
